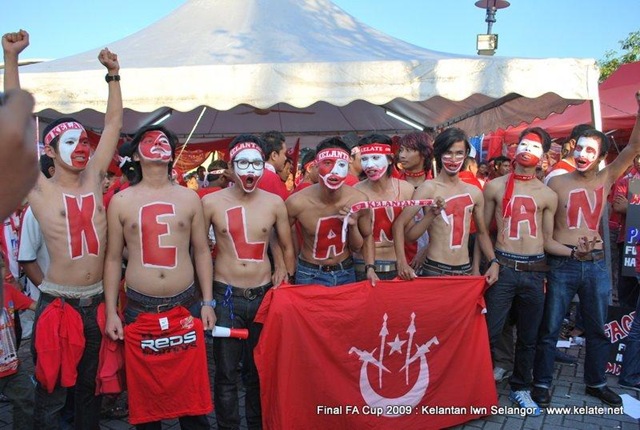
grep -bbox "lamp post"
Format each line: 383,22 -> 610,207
475,0 -> 510,56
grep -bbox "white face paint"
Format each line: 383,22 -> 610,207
58,129 -> 91,169
574,136 -> 600,172
360,154 -> 389,181
318,158 -> 349,190
232,148 -> 264,193
515,139 -> 543,167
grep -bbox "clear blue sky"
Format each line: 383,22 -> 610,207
2,0 -> 639,61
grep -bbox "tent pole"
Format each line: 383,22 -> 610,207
174,106 -> 207,166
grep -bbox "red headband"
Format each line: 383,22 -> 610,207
360,143 -> 392,155
520,133 -> 542,144
316,148 -> 350,162
229,142 -> 264,161
44,121 -> 85,146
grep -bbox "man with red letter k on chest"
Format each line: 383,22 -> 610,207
532,90 -> 640,409
3,29 -> 123,428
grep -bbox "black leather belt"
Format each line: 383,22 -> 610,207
354,262 -> 397,272
214,281 -> 272,300
126,296 -> 195,314
496,255 -> 549,272
41,292 -> 103,308
298,256 -> 354,272
578,250 -> 605,262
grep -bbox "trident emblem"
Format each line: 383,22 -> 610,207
349,313 -> 439,417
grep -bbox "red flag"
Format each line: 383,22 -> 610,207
255,277 -> 497,430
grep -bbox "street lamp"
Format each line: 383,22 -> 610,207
475,0 -> 510,56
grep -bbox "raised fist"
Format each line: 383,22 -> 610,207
98,48 -> 120,74
2,30 -> 29,56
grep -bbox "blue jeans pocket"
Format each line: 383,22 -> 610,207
295,266 -> 319,284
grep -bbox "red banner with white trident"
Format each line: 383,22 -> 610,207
254,277 -> 497,430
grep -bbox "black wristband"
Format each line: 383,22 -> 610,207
364,264 -> 376,272
105,74 -> 120,83
489,258 -> 499,266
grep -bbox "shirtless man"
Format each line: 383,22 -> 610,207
354,133 -> 414,280
482,127 -> 556,415
104,125 -> 214,428
202,134 -> 295,430
532,90 -> 640,409
393,127 -> 498,283
286,137 -> 376,287
3,29 -> 122,429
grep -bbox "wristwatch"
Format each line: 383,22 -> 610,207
489,258 -> 500,266
200,300 -> 217,309
364,264 -> 376,272
105,74 -> 121,83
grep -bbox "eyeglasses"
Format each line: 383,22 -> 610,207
233,159 -> 264,170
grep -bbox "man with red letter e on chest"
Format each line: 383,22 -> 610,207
393,127 -> 499,282
104,125 -> 215,429
286,137 -> 377,286
482,127 -> 556,415
3,29 -> 122,429
202,134 -> 295,430
532,90 -> 640,409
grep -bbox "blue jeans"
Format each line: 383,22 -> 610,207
0,364 -> 34,429
295,259 -> 356,286
619,288 -> 640,386
32,293 -> 103,430
534,255 -> 611,389
212,282 -> 266,430
485,264 -> 545,391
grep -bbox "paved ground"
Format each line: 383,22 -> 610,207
0,338 -> 638,429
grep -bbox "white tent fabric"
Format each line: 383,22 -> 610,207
11,0 -> 599,138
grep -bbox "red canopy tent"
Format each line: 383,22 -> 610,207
485,61 -> 640,152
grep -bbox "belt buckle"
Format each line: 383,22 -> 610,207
156,303 -> 172,313
321,265 -> 333,273
78,297 -> 93,307
514,260 -> 524,272
243,288 -> 257,300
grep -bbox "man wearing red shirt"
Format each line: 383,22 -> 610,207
258,131 -> 289,200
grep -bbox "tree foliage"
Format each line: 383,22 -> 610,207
598,30 -> 640,82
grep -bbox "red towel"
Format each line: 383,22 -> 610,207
34,298 -> 85,393
95,302 -> 126,394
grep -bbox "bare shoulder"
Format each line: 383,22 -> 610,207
397,179 -> 415,197
414,179 -> 437,198
347,185 -> 369,201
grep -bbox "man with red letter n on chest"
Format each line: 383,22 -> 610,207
532,90 -> 640,409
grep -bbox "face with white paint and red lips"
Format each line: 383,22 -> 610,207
515,134 -> 543,168
440,141 -> 467,175
138,130 -> 173,163
57,128 -> 92,170
317,149 -> 350,190
232,148 -> 265,193
361,153 -> 390,181
574,136 -> 600,172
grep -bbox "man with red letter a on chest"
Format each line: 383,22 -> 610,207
482,127 -> 556,415
4,29 -> 122,429
286,137 -> 377,287
532,90 -> 640,409
104,125 -> 215,428
393,127 -> 499,282
202,134 -> 295,430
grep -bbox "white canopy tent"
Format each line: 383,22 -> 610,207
10,0 -> 600,141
